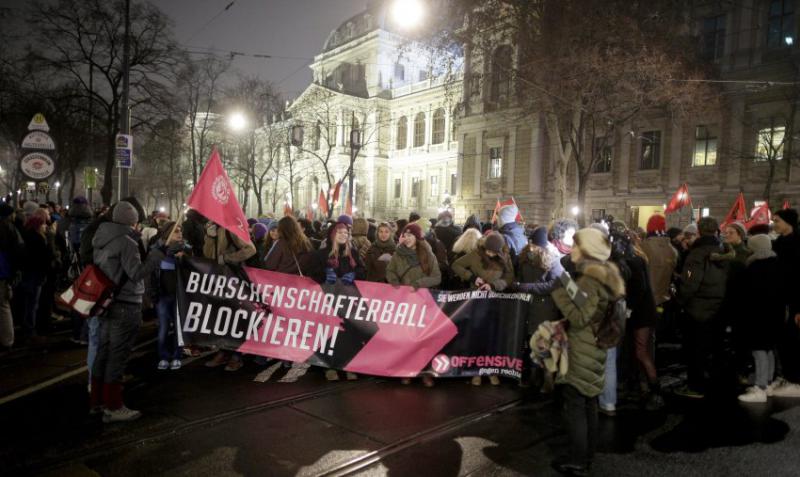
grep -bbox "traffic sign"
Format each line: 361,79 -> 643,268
116,133 -> 133,168
84,166 -> 97,189
20,151 -> 56,180
21,131 -> 56,150
28,113 -> 50,132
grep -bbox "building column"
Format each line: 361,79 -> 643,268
669,122 -> 683,189
618,124 -> 631,193
474,132 -> 483,198
506,127 -> 516,194
529,117 -> 543,194
456,133 -> 464,198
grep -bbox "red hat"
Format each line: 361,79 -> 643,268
646,214 -> 666,234
401,223 -> 423,241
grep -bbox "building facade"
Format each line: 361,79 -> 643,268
273,0 -> 800,227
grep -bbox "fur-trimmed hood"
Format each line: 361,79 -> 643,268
578,259 -> 626,299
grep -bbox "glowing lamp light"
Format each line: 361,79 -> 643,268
312,203 -> 318,210
786,36 -> 794,46
570,206 -> 580,216
228,112 -> 247,132
55,181 -> 61,188
159,206 -> 166,213
391,0 -> 425,29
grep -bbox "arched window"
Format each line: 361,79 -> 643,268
432,108 -> 446,145
413,112 -> 426,147
490,45 -> 513,106
396,116 -> 408,149
313,121 -> 322,150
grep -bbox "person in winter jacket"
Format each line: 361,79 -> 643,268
203,222 -> 256,371
19,215 -> 52,342
151,221 -> 189,371
496,204 -> 527,262
0,203 -> 22,349
736,234 -> 784,403
452,232 -> 514,386
515,226 -> 564,327
90,201 -> 169,423
434,210 -> 461,252
246,223 -> 270,268
722,222 -> 751,264
351,217 -> 372,264
770,208 -> 800,397
675,217 -> 729,398
640,215 -> 678,306
264,216 -> 313,275
181,209 -> 208,257
365,222 -> 396,282
550,227 -> 625,476
451,228 -> 482,262
386,223 -> 441,289
58,196 -> 94,264
386,223 -> 441,387
463,214 -> 482,233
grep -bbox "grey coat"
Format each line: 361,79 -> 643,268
93,222 -> 164,304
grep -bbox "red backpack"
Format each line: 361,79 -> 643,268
58,264 -> 124,318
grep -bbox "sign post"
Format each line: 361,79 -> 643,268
19,114 -> 57,197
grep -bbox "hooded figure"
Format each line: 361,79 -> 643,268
351,217 -> 372,264
497,204 -> 527,261
434,210 -> 462,252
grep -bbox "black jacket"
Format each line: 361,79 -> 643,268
677,235 -> 728,321
738,256 -> 784,350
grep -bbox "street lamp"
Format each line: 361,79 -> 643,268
391,0 -> 425,29
571,206 -> 580,217
227,112 -> 247,132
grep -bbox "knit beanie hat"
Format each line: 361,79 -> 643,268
72,196 -> 89,206
402,223 -> 423,241
646,215 -> 667,235
775,208 -> 798,231
253,223 -> 268,241
574,228 -> 611,261
497,204 -> 519,227
748,234 -> 775,261
589,222 -> 610,238
531,226 -> 549,248
112,201 -> 139,226
484,232 -> 505,253
267,220 -> 279,231
337,214 -> 353,228
726,221 -> 747,240
22,200 -> 39,217
247,218 -> 258,227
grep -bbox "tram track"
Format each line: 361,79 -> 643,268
24,378 -> 382,475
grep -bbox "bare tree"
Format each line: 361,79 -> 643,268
28,0 -> 181,204
177,55 -> 231,186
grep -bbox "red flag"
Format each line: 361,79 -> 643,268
318,190 -> 329,216
721,192 -> 747,228
332,181 -> 342,205
783,199 -> 791,210
664,183 -> 692,214
745,202 -> 771,230
186,147 -> 251,244
491,197 -> 523,223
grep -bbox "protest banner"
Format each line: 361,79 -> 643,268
176,257 -> 530,379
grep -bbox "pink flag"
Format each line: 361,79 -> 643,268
745,202 -> 771,230
186,147 -> 251,244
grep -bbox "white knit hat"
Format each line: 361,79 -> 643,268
574,228 -> 611,261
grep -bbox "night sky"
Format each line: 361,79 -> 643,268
157,0 -> 367,98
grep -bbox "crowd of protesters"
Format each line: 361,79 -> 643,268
1,194 -> 800,476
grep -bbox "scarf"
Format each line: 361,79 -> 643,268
395,244 -> 420,267
373,237 -> 396,254
553,239 -> 572,256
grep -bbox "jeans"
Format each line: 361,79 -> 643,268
753,350 -> 775,389
20,276 -> 42,336
0,280 -> 13,347
87,316 -> 100,379
157,297 -> 181,361
561,384 -> 598,467
599,347 -> 617,410
92,303 -> 142,383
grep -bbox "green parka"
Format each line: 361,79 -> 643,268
551,259 -> 626,397
386,240 -> 441,288
451,245 -> 515,291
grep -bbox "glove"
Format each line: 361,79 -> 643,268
325,268 -> 338,284
341,271 -> 356,285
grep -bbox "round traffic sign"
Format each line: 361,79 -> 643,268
20,152 -> 56,180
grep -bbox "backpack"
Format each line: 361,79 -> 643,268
57,264 -> 127,318
592,296 -> 628,349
